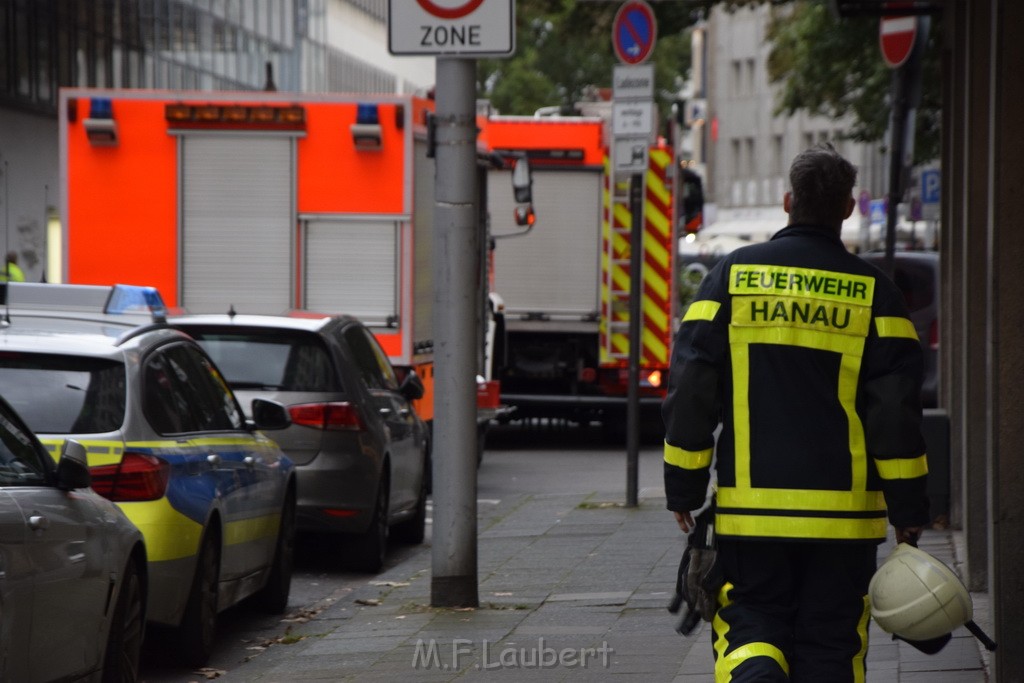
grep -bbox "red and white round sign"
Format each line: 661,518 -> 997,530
879,15 -> 917,69
416,0 -> 485,19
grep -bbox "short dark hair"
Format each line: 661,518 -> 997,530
788,143 -> 857,229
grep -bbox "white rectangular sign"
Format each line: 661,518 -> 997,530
614,138 -> 649,173
389,0 -> 515,56
613,101 -> 655,137
613,64 -> 655,100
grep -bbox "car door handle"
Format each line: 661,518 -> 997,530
207,454 -> 222,467
379,408 -> 393,417
244,456 -> 256,468
28,515 -> 49,531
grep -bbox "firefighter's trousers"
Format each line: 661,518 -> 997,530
711,538 -> 877,682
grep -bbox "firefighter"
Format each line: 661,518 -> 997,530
663,143 -> 929,682
0,251 -> 24,282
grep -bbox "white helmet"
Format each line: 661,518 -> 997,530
868,543 -> 973,641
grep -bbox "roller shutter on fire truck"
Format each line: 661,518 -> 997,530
303,218 -> 398,325
489,168 -> 602,318
179,134 -> 296,314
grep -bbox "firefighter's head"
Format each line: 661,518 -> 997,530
784,142 -> 857,234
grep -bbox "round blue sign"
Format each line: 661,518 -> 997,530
613,1 -> 657,65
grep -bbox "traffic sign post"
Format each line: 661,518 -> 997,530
387,0 -> 518,608
611,2 -> 657,506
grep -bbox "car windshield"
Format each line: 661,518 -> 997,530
185,327 -> 342,392
0,353 -> 126,434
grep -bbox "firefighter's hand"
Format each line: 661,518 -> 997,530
895,526 -> 924,546
674,510 -> 696,534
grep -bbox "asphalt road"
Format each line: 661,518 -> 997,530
138,420 -> 666,682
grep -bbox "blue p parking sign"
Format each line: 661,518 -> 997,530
921,169 -> 941,205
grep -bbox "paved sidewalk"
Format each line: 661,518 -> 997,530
224,492 -> 991,682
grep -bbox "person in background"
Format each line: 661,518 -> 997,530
662,143 -> 929,682
1,251 -> 25,282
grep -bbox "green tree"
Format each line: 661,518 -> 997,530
766,0 -> 942,162
477,1 -> 695,122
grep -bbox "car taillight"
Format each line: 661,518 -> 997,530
929,319 -> 939,351
288,402 -> 366,431
90,452 -> 170,502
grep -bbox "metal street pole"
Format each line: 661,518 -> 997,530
626,173 -> 643,508
430,56 -> 479,608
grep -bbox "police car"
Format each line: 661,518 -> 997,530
0,283 -> 297,666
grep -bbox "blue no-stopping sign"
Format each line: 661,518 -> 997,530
612,1 -> 657,65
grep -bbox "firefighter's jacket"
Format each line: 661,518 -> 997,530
663,225 -> 930,542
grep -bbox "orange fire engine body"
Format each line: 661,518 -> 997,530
60,88 -> 444,420
480,114 -> 678,428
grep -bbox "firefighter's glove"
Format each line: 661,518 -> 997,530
685,547 -> 723,623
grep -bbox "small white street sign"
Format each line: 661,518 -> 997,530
613,101 -> 655,137
614,137 -> 649,173
612,64 -> 655,100
389,0 -> 515,57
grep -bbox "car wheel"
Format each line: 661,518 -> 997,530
255,488 -> 296,614
349,473 -> 389,573
178,527 -> 220,667
101,558 -> 145,683
392,459 -> 427,545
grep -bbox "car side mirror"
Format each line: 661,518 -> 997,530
511,155 -> 533,204
250,398 -> 292,431
399,370 -> 425,401
56,439 -> 91,491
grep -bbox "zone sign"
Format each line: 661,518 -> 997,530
389,0 -> 515,57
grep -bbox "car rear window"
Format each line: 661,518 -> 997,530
0,353 -> 126,434
184,327 -> 342,392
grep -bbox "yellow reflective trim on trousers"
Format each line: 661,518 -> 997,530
717,487 -> 885,512
719,643 -> 790,681
716,513 -> 888,540
875,316 -> 919,340
225,512 -> 282,547
664,441 -> 713,470
874,454 -> 929,480
713,583 -> 791,682
728,324 -> 868,491
683,299 -> 720,322
853,595 -> 870,683
729,264 -> 875,305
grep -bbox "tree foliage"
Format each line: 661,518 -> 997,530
766,0 -> 942,162
477,0 -> 696,120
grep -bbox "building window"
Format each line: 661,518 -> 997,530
732,138 -> 742,179
773,134 -> 785,174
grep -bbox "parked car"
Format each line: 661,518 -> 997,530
0,392 -> 147,682
168,312 -> 429,573
860,251 -> 940,407
0,283 -> 296,667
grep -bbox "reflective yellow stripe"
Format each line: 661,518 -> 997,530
720,643 -> 790,680
119,498 -> 204,562
732,295 -> 872,337
875,316 -> 918,340
716,513 -> 888,540
225,512 -> 281,547
729,264 -> 875,305
874,454 -> 929,480
717,487 -> 885,512
730,336 -> 752,487
713,583 -> 791,681
853,596 -> 870,683
683,299 -> 720,322
729,323 -> 867,356
664,441 -> 713,470
840,350 -> 868,491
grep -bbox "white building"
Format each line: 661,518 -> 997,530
695,3 -> 888,251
